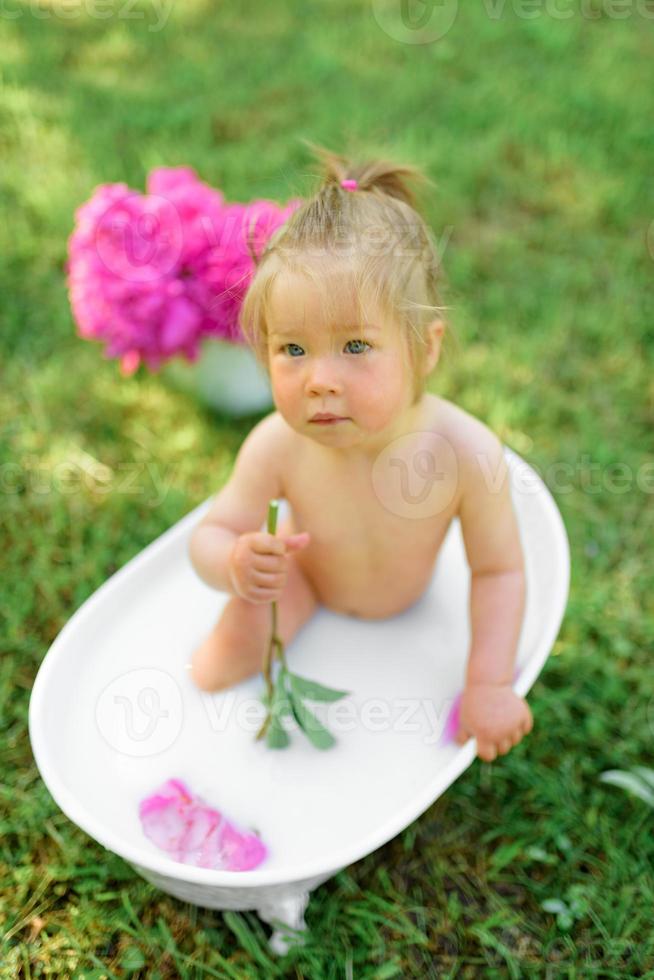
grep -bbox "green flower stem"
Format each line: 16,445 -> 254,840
257,499 -> 288,740
255,498 -> 347,748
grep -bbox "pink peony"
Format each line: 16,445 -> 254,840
66,167 -> 302,374
139,778 -> 267,871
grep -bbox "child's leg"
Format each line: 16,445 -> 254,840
189,530 -> 319,692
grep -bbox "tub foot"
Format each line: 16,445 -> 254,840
256,890 -> 311,955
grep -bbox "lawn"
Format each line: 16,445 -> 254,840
1,0 -> 653,976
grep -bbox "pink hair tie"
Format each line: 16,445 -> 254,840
340,179 -> 358,191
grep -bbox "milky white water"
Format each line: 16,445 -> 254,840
31,450 -> 569,881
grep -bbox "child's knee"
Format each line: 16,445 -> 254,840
189,563 -> 319,693
276,559 -> 319,646
190,597 -> 267,692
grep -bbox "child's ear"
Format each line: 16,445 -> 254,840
424,318 -> 445,374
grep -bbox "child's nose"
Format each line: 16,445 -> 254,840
307,360 -> 342,394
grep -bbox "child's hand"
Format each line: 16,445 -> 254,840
454,683 -> 533,762
227,530 -> 311,604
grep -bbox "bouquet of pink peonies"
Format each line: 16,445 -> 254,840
66,167 -> 302,376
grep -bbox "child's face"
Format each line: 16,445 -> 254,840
266,267 -> 424,458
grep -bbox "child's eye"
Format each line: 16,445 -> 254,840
344,339 -> 372,355
280,340 -> 372,357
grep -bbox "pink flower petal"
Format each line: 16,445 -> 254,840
440,693 -> 462,746
439,666 -> 523,747
120,350 -> 141,376
139,779 -> 268,872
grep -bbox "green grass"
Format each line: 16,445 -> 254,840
1,0 -> 653,975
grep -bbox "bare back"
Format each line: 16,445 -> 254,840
272,394 -> 467,619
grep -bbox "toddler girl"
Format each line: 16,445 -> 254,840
188,144 -> 533,762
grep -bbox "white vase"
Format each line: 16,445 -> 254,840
164,338 -> 274,417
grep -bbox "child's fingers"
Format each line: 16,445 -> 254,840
249,533 -> 286,556
252,570 -> 286,588
477,741 -> 497,762
249,531 -> 310,556
251,553 -> 286,573
284,532 -> 311,552
247,588 -> 284,605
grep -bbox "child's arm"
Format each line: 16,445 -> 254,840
453,427 -> 533,761
188,414 -> 283,594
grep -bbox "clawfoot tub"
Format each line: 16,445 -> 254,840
29,447 -> 569,955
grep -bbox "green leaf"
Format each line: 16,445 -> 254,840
568,895 -> 588,917
557,912 -> 574,931
266,712 -> 290,749
264,668 -> 292,748
599,769 -> 654,807
489,839 -> 524,871
120,947 -> 146,972
288,671 -> 349,702
525,845 -> 557,864
541,898 -> 568,914
272,666 -> 293,716
263,693 -> 292,716
632,766 -> 654,791
289,691 -> 336,750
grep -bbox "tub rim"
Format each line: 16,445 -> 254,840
28,447 -> 570,887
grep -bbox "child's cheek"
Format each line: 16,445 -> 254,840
269,361 -> 297,416
354,360 -> 405,425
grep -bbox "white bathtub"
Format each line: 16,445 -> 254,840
29,447 -> 570,954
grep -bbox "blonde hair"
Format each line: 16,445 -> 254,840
239,141 -> 452,404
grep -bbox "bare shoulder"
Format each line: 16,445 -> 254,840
427,395 -> 507,507
263,411 -> 296,492
245,409 -> 291,448
198,410 -> 290,533
429,396 -> 522,573
241,409 -> 292,481
430,395 -> 504,455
